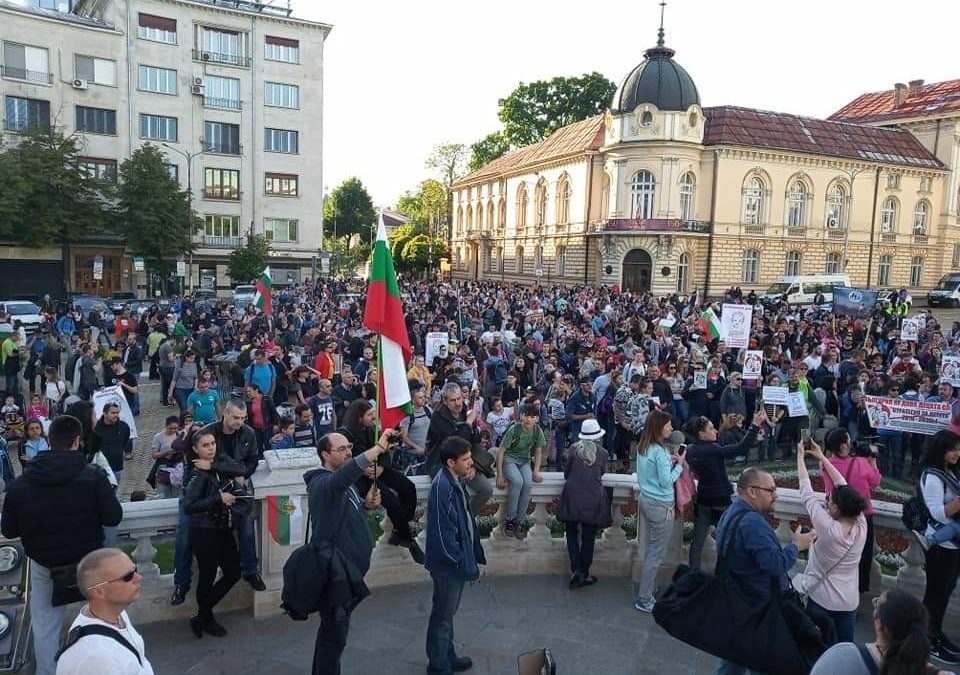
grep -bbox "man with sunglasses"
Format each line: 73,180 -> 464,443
56,548 -> 153,674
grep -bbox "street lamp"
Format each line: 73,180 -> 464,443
161,142 -> 205,293
829,162 -> 870,274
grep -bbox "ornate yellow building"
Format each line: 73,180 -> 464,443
450,31 -> 958,296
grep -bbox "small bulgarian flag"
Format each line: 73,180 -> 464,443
266,495 -> 304,546
253,266 -> 272,315
697,308 -> 722,340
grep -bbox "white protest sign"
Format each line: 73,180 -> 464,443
92,385 -> 139,439
693,371 -> 708,390
762,386 -> 788,405
720,304 -> 753,349
743,351 -> 763,380
425,332 -> 450,364
786,391 -> 808,418
901,319 -> 920,342
940,355 -> 960,387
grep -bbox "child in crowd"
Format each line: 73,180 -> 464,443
20,418 -> 49,462
270,418 -> 295,450
26,393 -> 47,421
44,368 -> 67,417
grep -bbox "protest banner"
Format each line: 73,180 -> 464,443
761,385 -> 788,404
940,355 -> 960,387
901,319 -> 920,342
92,385 -> 139,439
425,332 -> 449,364
720,304 -> 752,349
693,371 -> 707,390
832,287 -> 879,318
864,396 -> 951,435
786,392 -> 808,418
743,351 -> 763,380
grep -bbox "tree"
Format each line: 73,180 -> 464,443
388,223 -> 418,269
401,234 -> 445,272
116,144 -> 200,284
425,143 -> 469,192
328,235 -> 370,278
498,72 -> 616,148
228,234 -> 271,285
394,178 -> 447,227
468,131 -> 511,172
323,177 -> 376,240
0,146 -> 25,230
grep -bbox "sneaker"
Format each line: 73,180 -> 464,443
408,541 -> 425,565
503,520 -> 516,538
930,640 -> 960,666
911,529 -> 931,552
170,584 -> 189,606
243,573 -> 266,592
633,598 -> 656,613
940,634 -> 960,656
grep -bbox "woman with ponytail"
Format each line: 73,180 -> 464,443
810,589 -> 954,674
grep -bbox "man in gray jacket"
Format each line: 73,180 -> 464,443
304,428 -> 393,675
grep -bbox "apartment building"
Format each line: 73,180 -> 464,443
0,0 -> 330,296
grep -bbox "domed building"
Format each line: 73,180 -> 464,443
450,27 -> 954,296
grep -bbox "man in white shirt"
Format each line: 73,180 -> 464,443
56,548 -> 154,675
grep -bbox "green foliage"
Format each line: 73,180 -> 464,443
228,234 -> 271,285
400,234 -> 445,271
327,235 -> 370,278
323,177 -> 376,240
394,178 -> 447,227
116,144 -> 199,281
424,143 -> 469,190
468,131 -> 511,172
0,148 -> 25,228
388,224 -> 418,265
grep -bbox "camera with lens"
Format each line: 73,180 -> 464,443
852,438 -> 879,458
386,431 -> 403,445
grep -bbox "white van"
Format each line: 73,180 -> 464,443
762,274 -> 851,306
928,273 -> 960,308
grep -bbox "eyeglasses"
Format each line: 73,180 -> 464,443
747,485 -> 777,495
87,568 -> 138,590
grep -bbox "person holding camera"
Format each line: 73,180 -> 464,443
338,399 -> 423,564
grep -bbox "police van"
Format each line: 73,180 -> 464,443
928,273 -> 960,308
762,274 -> 851,306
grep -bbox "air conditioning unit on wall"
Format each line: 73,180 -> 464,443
71,78 -> 88,90
191,84 -> 204,95
193,76 -> 203,86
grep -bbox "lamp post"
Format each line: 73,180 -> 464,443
830,162 -> 870,274
161,142 -> 205,294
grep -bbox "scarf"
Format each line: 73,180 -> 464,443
574,440 -> 598,467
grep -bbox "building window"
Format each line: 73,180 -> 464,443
515,246 -> 524,273
556,176 -> 571,225
911,256 -> 924,287
204,214 -> 240,238
264,127 -> 298,153
920,176 -> 932,193
1,41 -> 50,84
138,65 -> 177,95
475,204 -> 483,232
264,218 -> 298,243
75,105 -> 116,135
265,172 -> 298,196
204,121 -> 240,154
496,246 -> 504,273
600,173 -> 611,218
465,206 -> 473,233
198,26 -> 247,66
742,176 -> 764,225
165,163 -> 179,181
878,255 -> 892,286
742,249 -> 760,284
825,183 -> 847,229
881,197 -> 899,233
556,246 -> 566,276
487,202 -> 495,232
203,168 -> 240,200
679,172 -> 695,221
516,184 -> 528,231
498,199 -> 506,230
139,114 -> 177,141
265,35 -> 299,63
74,55 -> 116,86
913,200 -> 930,234
203,75 -> 241,110
784,250 -> 801,276
3,95 -> 50,132
954,244 -> 960,269
825,252 -> 842,274
677,252 -> 689,292
77,157 -> 117,182
640,110 -> 653,126
785,181 -> 806,227
455,206 -> 463,237
630,170 -> 656,219
535,180 -> 547,227
887,173 -> 901,189
265,82 -> 299,108
138,13 -> 177,44
534,245 -> 543,271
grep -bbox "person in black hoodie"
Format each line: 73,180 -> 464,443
1,414 -> 122,675
684,408 -> 766,571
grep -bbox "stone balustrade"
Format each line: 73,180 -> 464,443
110,462 -> 940,626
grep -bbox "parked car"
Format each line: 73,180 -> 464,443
108,291 -> 138,315
232,284 -> 256,311
70,295 -> 107,316
0,301 -> 43,337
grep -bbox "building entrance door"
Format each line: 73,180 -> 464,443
622,248 -> 652,293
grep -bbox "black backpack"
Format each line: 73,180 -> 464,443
56,624 -> 141,666
901,468 -> 960,532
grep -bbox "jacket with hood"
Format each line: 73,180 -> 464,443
0,450 -> 122,568
686,425 -> 759,508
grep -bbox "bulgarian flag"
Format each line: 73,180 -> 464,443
363,212 -> 413,430
266,495 -> 304,546
253,266 -> 272,315
697,308 -> 722,340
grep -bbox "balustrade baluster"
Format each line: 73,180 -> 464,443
132,533 -> 159,582
526,499 -> 551,547
602,500 -> 627,548
896,538 -> 926,597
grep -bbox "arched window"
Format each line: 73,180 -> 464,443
515,184 -> 528,231
495,246 -> 503,273
641,110 -> 653,126
825,252 -> 842,274
456,206 -> 463,235
677,252 -> 690,292
486,202 -> 494,232
465,205 -> 473,233
556,175 -> 571,225
881,197 -> 899,233
679,173 -> 695,221
913,200 -> 930,234
742,177 -> 764,225
911,256 -> 924,286
556,246 -> 566,276
825,183 -> 847,229
785,181 -> 807,228
600,172 -> 611,218
630,170 -> 656,219
878,255 -> 892,286
515,246 -> 524,273
498,199 -> 506,231
535,179 -> 548,227
784,250 -> 801,276
742,249 -> 760,283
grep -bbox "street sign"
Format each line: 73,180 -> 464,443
535,268 -> 543,277
176,259 -> 186,277
93,255 -> 103,281
320,251 -> 331,273
133,256 -> 144,272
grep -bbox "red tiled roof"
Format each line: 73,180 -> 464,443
703,106 -> 943,169
829,79 -> 960,123
457,116 -> 604,184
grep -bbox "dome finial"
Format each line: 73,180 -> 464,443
657,1 -> 666,47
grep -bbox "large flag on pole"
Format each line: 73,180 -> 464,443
363,213 -> 412,430
253,266 -> 272,315
696,308 -> 721,340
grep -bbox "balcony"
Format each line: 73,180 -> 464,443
203,97 -> 242,111
192,48 -> 251,68
827,228 -> 847,239
0,65 -> 53,84
913,233 -> 929,244
880,232 -> 897,243
743,223 -> 764,235
202,189 -> 240,201
200,235 -> 241,248
201,142 -> 242,156
786,227 -> 806,237
598,218 -> 711,234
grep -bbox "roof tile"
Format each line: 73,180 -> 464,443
829,79 -> 960,123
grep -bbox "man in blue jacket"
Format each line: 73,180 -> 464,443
304,428 -> 392,675
713,467 -> 816,675
425,436 -> 486,675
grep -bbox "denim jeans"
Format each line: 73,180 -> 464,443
715,660 -> 764,675
173,387 -> 192,413
466,472 -> 493,516
688,502 -> 726,571
174,498 -> 194,587
636,493 -> 675,604
30,561 -> 66,675
426,574 -> 466,674
807,597 -> 856,644
502,457 -> 532,523
313,605 -> 352,675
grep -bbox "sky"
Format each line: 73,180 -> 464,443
294,0 -> 960,208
